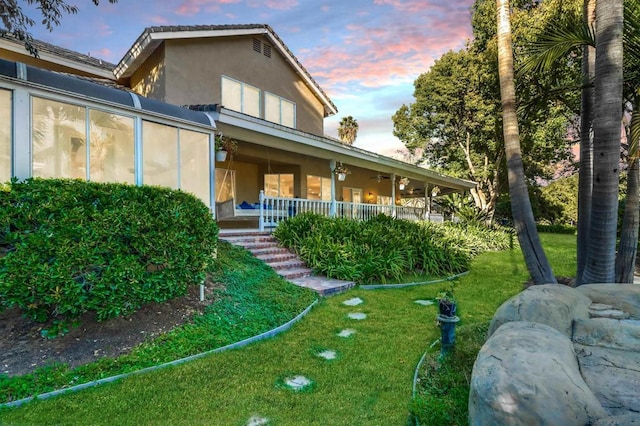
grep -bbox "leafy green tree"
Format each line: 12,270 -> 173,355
0,0 -> 117,56
337,116 -> 359,145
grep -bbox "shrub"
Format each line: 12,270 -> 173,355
0,178 -> 218,329
536,223 -> 577,235
274,213 -> 471,284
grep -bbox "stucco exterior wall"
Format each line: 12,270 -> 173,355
130,45 -> 167,100
158,36 -> 325,135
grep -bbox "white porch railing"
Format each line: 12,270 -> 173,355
258,191 -> 434,231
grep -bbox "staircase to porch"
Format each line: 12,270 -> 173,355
218,231 -> 355,296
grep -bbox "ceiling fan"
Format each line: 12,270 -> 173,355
370,173 -> 390,182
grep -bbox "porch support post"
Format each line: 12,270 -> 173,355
391,173 -> 397,218
329,159 -> 337,217
259,190 -> 265,232
425,182 -> 430,221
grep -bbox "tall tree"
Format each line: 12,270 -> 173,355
0,0 -> 117,56
497,0 -> 557,284
337,116 -> 359,145
581,0 -> 624,284
576,0 -> 596,285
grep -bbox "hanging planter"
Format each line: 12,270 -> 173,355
214,131 -> 237,162
398,177 -> 410,191
215,150 -> 228,162
333,162 -> 350,182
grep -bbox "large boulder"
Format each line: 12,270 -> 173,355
576,284 -> 640,318
488,284 -> 591,338
469,321 -> 606,425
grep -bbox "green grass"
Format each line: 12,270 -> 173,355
411,233 -> 577,425
0,241 -> 316,404
0,233 -> 576,425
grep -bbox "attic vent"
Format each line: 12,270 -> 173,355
253,39 -> 261,53
263,44 -> 272,58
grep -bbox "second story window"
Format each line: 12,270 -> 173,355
221,76 -> 260,118
265,92 -> 295,128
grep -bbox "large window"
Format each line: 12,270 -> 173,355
265,173 -> 294,198
265,92 -> 295,128
221,76 -> 260,118
89,109 -> 134,184
142,121 -> 178,189
216,168 -> 235,202
32,97 -> 86,179
306,175 -> 331,201
32,97 -> 135,183
180,129 -> 210,204
0,89 -> 11,182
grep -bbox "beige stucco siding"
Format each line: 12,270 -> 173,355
130,45 -> 167,100
159,36 -> 325,135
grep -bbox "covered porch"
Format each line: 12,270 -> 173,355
208,107 -> 475,230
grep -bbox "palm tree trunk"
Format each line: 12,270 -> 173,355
575,0 -> 596,286
497,0 -> 556,284
615,107 -> 640,283
581,0 -> 624,284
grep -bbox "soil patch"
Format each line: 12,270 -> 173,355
0,284 -> 217,377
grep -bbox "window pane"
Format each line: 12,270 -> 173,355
243,84 -> 260,118
264,174 -> 279,197
89,109 -> 134,184
264,93 -> 279,123
215,168 -> 235,202
32,97 -> 86,179
281,99 -> 295,128
222,77 -> 242,112
142,121 -> 178,189
321,177 -> 332,201
280,174 -> 294,198
180,129 -> 210,206
0,89 -> 11,182
307,175 -> 321,200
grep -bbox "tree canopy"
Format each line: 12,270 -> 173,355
392,0 -> 581,219
0,0 -> 117,56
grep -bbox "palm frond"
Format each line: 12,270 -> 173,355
518,24 -> 595,75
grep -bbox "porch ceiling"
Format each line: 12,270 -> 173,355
211,108 -> 476,195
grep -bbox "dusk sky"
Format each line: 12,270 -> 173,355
27,0 -> 475,157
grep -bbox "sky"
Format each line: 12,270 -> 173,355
27,0 -> 475,157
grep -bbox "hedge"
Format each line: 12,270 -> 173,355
0,178 -> 218,332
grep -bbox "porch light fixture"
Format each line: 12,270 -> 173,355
333,162 -> 350,181
398,177 -> 410,191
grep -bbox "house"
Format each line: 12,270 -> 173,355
0,25 -> 475,229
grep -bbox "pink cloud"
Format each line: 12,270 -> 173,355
149,15 -> 170,24
174,0 -> 232,16
264,0 -> 298,10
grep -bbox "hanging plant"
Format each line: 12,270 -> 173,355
333,162 -> 351,181
214,132 -> 238,160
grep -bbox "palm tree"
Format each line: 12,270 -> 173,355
337,116 -> 359,145
497,0 -> 557,284
582,0 -> 624,284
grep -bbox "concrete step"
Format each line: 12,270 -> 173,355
251,246 -> 291,256
277,267 -> 314,280
220,235 -> 275,245
235,241 -> 279,251
256,253 -> 298,263
268,259 -> 307,271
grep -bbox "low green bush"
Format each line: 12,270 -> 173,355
275,213 -> 473,284
536,223 -> 577,234
0,178 -> 218,330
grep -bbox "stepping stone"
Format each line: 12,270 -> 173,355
343,297 -> 363,306
247,416 -> 269,426
348,312 -> 367,320
285,375 -> 312,391
415,299 -> 434,306
317,350 -> 337,360
337,328 -> 356,338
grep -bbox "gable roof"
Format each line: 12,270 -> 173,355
113,24 -> 338,117
0,33 -> 115,79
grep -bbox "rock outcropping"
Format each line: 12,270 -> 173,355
469,284 -> 640,425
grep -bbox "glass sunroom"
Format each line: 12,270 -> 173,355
0,58 -> 215,208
